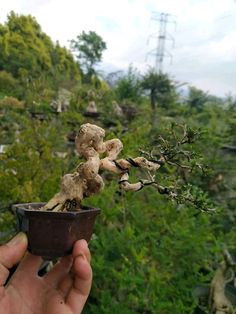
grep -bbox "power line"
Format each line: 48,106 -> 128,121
146,12 -> 176,73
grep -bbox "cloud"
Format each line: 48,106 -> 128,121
1,0 -> 236,96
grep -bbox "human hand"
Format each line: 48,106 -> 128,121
0,233 -> 92,314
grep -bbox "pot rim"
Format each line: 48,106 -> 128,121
12,202 -> 101,215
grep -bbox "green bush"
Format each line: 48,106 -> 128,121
0,71 -> 19,96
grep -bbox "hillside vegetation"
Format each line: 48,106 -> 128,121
0,12 -> 236,314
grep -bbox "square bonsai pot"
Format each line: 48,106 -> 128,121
12,202 -> 100,259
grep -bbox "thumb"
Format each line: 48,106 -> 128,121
0,232 -> 28,285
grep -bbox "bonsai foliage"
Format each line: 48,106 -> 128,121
42,122 -> 212,213
141,123 -> 214,213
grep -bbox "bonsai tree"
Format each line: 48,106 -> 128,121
41,123 -> 213,213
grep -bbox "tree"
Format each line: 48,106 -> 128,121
0,11 -> 80,91
70,31 -> 107,79
141,69 -> 176,112
187,86 -> 209,111
114,65 -> 142,102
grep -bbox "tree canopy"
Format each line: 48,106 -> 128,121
0,11 -> 80,84
70,31 -> 107,78
141,68 -> 176,111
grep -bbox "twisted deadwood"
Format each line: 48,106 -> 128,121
209,249 -> 236,314
42,123 -> 161,211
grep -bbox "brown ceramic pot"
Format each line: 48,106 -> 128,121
13,202 -> 100,259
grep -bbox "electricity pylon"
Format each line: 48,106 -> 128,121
146,12 -> 176,73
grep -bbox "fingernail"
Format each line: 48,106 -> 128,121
80,239 -> 88,247
8,232 -> 27,247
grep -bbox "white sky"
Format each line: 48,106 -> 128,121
1,0 -> 236,96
